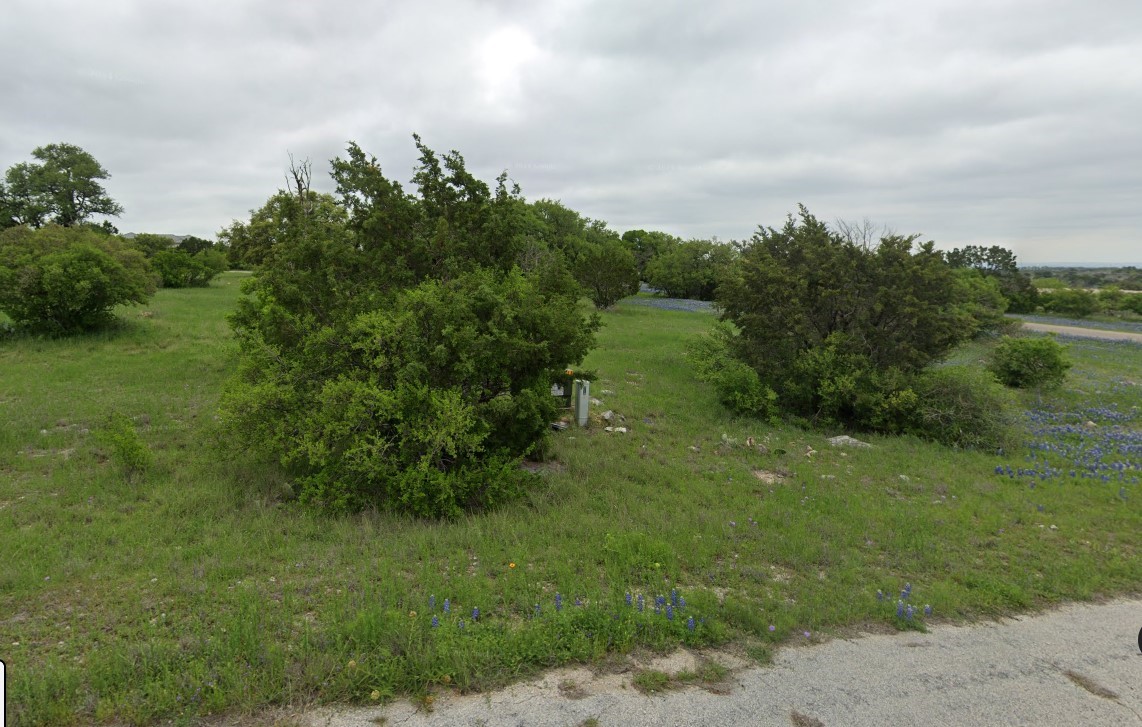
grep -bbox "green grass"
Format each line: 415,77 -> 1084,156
2,273 -> 1140,725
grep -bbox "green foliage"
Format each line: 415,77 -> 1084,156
643,239 -> 736,300
1039,288 -> 1100,317
176,235 -> 215,254
219,190 -> 348,268
987,336 -> 1071,389
945,244 -> 1038,313
94,413 -> 153,482
575,239 -> 639,309
718,206 -> 976,395
1,143 -> 123,229
906,366 -> 1018,450
151,249 -> 223,288
0,225 -> 155,333
222,138 -> 598,517
129,233 -> 175,257
687,326 -> 779,419
709,207 -> 1015,447
620,229 -> 682,279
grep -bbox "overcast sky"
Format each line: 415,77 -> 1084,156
3,0 -> 1139,263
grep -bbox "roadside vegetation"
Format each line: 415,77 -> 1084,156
2,273 -> 1139,725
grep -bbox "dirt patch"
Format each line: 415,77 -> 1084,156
752,469 -> 785,484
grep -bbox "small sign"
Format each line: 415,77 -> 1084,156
551,384 -> 565,397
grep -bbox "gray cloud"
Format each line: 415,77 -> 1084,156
2,0 -> 1138,262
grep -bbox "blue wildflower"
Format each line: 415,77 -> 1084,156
555,593 -> 563,612
687,616 -> 695,631
472,607 -> 479,621
666,605 -> 674,621
443,598 -> 450,614
637,594 -> 645,612
431,615 -> 439,628
626,592 -> 632,606
924,604 -> 932,616
429,594 -> 436,610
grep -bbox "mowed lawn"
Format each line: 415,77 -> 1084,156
2,273 -> 1140,725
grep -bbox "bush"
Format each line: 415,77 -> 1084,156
0,225 -> 155,333
221,138 -> 598,517
644,239 -> 736,300
151,249 -> 223,288
575,239 -> 639,309
94,413 -> 153,483
1039,289 -> 1100,317
717,207 -> 978,416
987,336 -> 1071,388
687,327 -> 778,419
906,367 -> 1017,450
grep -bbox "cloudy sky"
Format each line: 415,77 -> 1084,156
3,0 -> 1139,263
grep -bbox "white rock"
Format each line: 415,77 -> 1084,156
828,435 -> 872,448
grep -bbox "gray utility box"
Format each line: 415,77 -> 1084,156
573,379 -> 590,427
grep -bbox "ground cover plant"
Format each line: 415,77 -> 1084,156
2,276 -> 1140,725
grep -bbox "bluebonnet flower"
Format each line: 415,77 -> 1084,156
443,598 -> 451,614
637,594 -> 645,612
671,589 -> 678,607
905,604 -> 914,620
458,619 -> 465,630
768,624 -> 776,632
666,605 -> 674,621
534,603 -> 541,616
678,596 -> 686,609
656,595 -> 666,607
429,594 -> 436,610
555,593 -> 563,611
575,597 -> 582,607
897,600 -> 904,618
803,631 -> 811,638
472,607 -> 479,621
687,616 -> 695,631
431,615 -> 439,628
626,592 -> 632,606
876,589 -> 884,601
924,604 -> 932,616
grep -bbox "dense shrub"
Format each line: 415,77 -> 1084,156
151,249 -> 225,288
575,239 -> 639,308
703,206 -> 1013,448
687,326 -> 779,419
644,239 -> 736,300
987,336 -> 1071,388
1039,289 -> 1100,317
221,138 -> 598,517
905,367 -> 1017,450
0,225 -> 154,333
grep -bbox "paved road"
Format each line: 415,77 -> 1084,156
1019,322 -> 1142,343
299,598 -> 1142,727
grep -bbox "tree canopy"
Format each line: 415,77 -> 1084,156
1,144 -> 123,229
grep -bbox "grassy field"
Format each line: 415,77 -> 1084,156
2,273 -> 1140,725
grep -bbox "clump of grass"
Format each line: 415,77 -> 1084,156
93,412 -> 153,483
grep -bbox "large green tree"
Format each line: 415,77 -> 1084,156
222,139 -> 598,517
1,144 -> 123,229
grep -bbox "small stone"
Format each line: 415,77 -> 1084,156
602,410 -> 614,421
688,446 -> 700,452
604,426 -> 614,432
614,427 -> 628,433
590,398 -> 603,406
601,389 -> 615,395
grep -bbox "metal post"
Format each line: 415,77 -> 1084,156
574,379 -> 590,427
